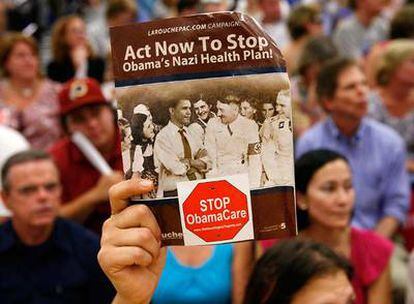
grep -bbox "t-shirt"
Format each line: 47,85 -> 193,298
350,228 -> 393,304
152,245 -> 233,304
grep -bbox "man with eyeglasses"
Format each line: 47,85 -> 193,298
0,149 -> 115,303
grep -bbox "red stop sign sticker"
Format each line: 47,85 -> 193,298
178,174 -> 254,245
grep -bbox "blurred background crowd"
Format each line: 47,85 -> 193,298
0,0 -> 414,303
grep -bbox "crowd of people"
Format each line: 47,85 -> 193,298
0,0 -> 414,303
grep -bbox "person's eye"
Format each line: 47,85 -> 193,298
344,181 -> 353,191
44,182 -> 59,192
320,183 -> 336,192
19,186 -> 37,195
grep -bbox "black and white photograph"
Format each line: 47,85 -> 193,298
117,72 -> 294,199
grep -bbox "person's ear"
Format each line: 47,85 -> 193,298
321,97 -> 334,113
1,190 -> 11,211
296,192 -> 308,210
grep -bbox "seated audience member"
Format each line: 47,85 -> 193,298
296,57 -> 410,239
0,33 -> 62,149
333,0 -> 389,60
244,239 -> 355,304
49,78 -> 123,234
258,0 -> 290,49
0,125 -> 29,220
88,0 -> 138,58
152,242 -> 253,303
98,180 -> 353,304
365,4 -> 414,87
47,15 -> 105,83
0,150 -> 115,303
295,149 -> 393,304
290,35 -> 337,138
283,4 -> 323,75
369,39 -> 414,173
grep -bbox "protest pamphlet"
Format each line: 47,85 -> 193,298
110,12 -> 296,246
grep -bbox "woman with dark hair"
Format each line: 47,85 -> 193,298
295,149 -> 393,304
244,239 -> 355,304
129,104 -> 157,197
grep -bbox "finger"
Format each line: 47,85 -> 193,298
98,246 -> 154,272
110,204 -> 161,240
102,227 -> 161,259
109,178 -> 153,215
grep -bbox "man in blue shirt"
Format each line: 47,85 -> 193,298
0,150 -> 115,303
296,57 -> 410,239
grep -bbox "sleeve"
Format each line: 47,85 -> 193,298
352,229 -> 394,285
154,131 -> 187,176
381,139 -> 410,224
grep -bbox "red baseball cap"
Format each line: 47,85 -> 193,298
59,78 -> 107,115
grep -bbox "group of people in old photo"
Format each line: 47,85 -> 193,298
119,88 -> 294,198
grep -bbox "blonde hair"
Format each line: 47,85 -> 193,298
376,39 -> 414,86
51,15 -> 94,63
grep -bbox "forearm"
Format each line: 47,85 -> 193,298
59,189 -> 99,223
375,216 -> 400,239
190,159 -> 207,171
367,264 -> 391,304
232,242 -> 255,304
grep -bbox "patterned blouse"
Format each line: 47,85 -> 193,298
0,79 -> 62,150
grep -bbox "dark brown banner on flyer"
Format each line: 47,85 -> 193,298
110,12 -> 297,246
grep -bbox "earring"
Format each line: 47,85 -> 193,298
299,203 -> 308,210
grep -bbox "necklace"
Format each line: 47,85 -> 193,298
7,79 -> 38,99
20,87 -> 34,98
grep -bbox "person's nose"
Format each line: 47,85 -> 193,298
336,188 -> 351,207
36,186 -> 50,202
85,115 -> 100,129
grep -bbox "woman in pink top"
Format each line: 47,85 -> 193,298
295,149 -> 393,304
0,33 -> 61,149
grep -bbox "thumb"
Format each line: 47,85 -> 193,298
109,178 -> 153,215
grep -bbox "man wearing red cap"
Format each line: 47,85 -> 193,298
49,78 -> 123,234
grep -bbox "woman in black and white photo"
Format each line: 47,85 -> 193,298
129,104 -> 158,198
